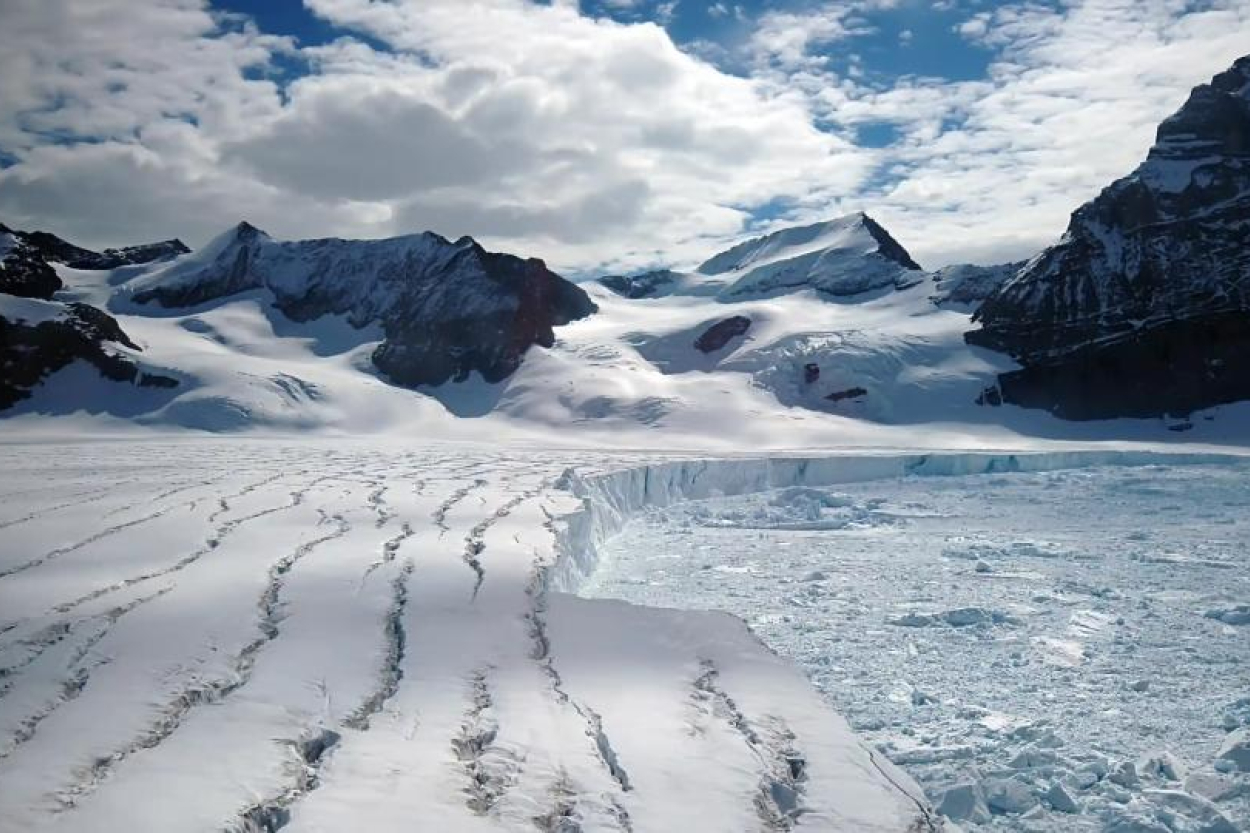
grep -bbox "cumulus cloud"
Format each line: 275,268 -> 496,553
0,0 -> 1247,274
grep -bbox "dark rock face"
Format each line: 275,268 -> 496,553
132,223 -> 597,386
694,315 -> 751,353
598,269 -> 679,299
0,235 -> 62,299
860,215 -> 922,271
0,302 -> 176,409
982,312 -> 1250,420
967,55 -> 1250,419
373,251 -> 596,386
826,386 -> 868,403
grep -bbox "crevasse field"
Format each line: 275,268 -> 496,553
584,460 -> 1250,832
1,442 -> 1248,833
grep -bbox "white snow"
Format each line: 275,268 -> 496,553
0,295 -> 67,327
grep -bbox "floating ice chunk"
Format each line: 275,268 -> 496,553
1110,761 -> 1142,788
1138,750 -> 1185,782
1216,728 -> 1250,772
1010,748 -> 1060,769
888,607 -> 1019,628
1045,782 -> 1080,813
1140,789 -> 1240,833
1204,604 -> 1250,625
937,782 -> 991,824
983,777 -> 1038,815
1183,771 -> 1242,802
768,487 -> 853,509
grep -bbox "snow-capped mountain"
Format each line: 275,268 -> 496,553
0,223 -> 187,300
7,57 -> 1250,442
127,222 -> 596,387
968,55 -> 1250,420
597,212 -> 925,301
702,213 -> 925,298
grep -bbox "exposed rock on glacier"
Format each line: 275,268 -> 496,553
129,222 -> 597,386
694,315 -> 751,353
598,268 -> 682,299
968,55 -> 1250,419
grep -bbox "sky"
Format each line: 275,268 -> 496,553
0,0 -> 1247,275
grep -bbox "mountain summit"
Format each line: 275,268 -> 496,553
704,213 -> 924,299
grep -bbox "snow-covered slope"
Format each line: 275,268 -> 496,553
597,213 -> 925,302
969,54 -> 1250,420
0,441 -> 970,833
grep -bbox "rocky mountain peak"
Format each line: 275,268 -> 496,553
967,53 -> 1250,419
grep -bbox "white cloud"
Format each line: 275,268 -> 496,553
752,0 -> 1250,267
0,0 -> 1247,275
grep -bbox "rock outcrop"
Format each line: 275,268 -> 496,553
931,262 -> 1023,308
967,55 -> 1250,419
694,315 -> 751,353
0,223 -> 188,298
598,269 -> 681,299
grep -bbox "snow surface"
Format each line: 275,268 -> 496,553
0,295 -> 68,327
583,461 -> 1250,832
3,442 -> 1063,832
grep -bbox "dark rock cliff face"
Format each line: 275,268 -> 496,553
0,236 -> 62,299
131,223 -> 597,386
967,55 -> 1250,419
0,302 -> 176,410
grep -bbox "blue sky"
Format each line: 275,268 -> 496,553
1,1 -> 1247,273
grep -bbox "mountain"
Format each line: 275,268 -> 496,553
968,55 -> 1250,420
598,212 -> 925,301
0,224 -> 185,408
0,223 -> 187,299
128,223 -> 597,387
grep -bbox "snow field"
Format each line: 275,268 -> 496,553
0,441 -> 939,832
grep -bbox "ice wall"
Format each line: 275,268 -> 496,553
548,449 -> 1238,592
